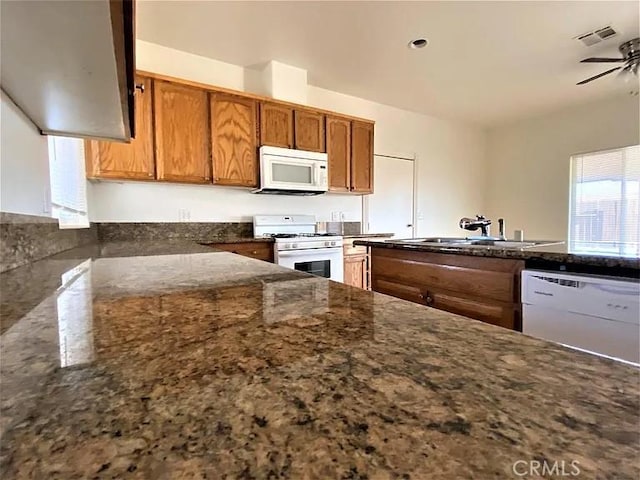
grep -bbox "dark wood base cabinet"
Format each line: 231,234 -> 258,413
206,242 -> 274,263
370,247 -> 524,330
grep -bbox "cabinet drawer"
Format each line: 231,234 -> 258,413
344,244 -> 368,256
426,289 -> 516,329
372,254 -> 516,303
209,242 -> 274,262
373,278 -> 517,330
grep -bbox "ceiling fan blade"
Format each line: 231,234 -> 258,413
580,57 -> 625,63
577,66 -> 623,85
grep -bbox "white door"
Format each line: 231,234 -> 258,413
364,155 -> 415,238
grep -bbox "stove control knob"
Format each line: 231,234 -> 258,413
324,241 -> 331,247
291,243 -> 298,249
283,243 -> 291,249
331,241 -> 337,246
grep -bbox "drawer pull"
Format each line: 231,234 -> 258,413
419,292 -> 434,305
252,250 -> 258,255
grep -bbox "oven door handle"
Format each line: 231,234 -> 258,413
277,247 -> 341,258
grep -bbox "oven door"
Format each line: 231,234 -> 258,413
276,247 -> 344,282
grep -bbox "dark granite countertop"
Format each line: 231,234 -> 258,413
355,239 -> 640,271
343,233 -> 394,239
1,241 -> 638,478
204,237 -> 275,244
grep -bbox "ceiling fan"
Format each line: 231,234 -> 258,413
577,37 -> 640,85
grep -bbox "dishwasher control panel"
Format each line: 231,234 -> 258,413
521,270 -> 640,325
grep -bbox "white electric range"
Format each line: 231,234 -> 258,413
254,215 -> 344,282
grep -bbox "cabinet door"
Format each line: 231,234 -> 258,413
260,103 -> 293,148
85,76 -> 154,180
326,116 -> 351,192
344,254 -> 367,289
206,242 -> 274,263
154,80 -> 211,183
210,93 -> 258,187
351,121 -> 374,193
294,110 -> 325,152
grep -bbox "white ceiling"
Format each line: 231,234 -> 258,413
137,1 -> 640,127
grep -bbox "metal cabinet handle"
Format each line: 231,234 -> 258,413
419,292 -> 433,305
135,83 -> 145,93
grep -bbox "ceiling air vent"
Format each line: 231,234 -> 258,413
576,25 -> 618,47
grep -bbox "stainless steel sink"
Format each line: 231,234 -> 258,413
389,237 -> 564,250
395,237 -> 469,244
468,240 -> 563,249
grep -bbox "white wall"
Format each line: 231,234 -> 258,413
307,86 -> 486,236
485,94 -> 640,241
91,40 -> 487,232
0,91 -> 51,217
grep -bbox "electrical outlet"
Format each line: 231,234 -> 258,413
417,211 -> 424,221
331,211 -> 340,222
178,208 -> 191,222
340,212 -> 346,221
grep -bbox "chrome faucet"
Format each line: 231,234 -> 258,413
459,215 -> 492,236
497,218 -> 506,240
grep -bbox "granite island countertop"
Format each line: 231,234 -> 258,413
1,241 -> 639,478
355,238 -> 640,272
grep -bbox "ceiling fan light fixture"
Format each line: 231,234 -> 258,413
408,38 -> 428,49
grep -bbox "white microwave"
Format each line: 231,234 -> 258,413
253,146 -> 328,195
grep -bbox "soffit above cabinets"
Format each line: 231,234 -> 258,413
0,0 -> 135,141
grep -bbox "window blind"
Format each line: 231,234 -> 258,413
47,136 -> 89,229
569,145 -> 640,256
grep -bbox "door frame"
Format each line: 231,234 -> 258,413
362,152 -> 417,238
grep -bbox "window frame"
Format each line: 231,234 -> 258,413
568,144 -> 640,257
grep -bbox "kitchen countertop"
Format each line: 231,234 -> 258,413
1,241 -> 638,478
343,233 -> 394,239
355,239 -> 640,271
205,237 -> 275,244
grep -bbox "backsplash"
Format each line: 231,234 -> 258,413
0,219 -> 363,272
0,212 -> 98,273
98,222 -> 361,241
325,222 -> 362,235
97,222 -> 253,242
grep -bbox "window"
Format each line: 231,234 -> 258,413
569,145 -> 640,256
47,136 -> 89,228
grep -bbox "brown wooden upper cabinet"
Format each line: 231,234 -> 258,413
154,80 -> 211,183
85,75 -> 155,180
210,93 -> 259,187
326,116 -> 351,192
351,121 -> 374,194
260,102 -> 293,148
294,110 -> 325,152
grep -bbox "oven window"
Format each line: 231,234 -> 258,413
294,260 -> 331,278
272,163 -> 312,184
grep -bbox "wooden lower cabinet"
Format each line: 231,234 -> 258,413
207,241 -> 274,263
343,241 -> 371,290
370,247 -> 524,330
344,254 -> 367,289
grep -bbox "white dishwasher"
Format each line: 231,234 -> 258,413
521,270 -> 640,365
